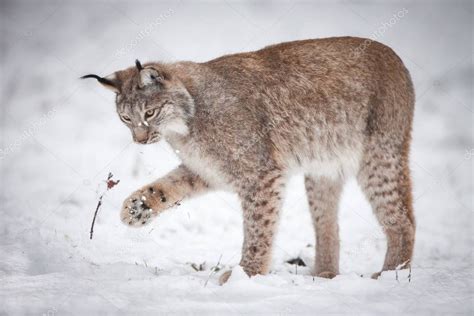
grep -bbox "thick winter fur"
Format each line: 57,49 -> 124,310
84,37 -> 415,283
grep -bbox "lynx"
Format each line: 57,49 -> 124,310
82,37 -> 415,283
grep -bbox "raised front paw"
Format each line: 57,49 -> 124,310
120,186 -> 169,227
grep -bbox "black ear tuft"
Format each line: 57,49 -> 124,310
81,74 -> 101,80
80,74 -> 116,87
135,59 -> 143,71
81,73 -> 120,93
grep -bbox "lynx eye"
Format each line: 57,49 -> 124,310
121,114 -> 131,123
145,109 -> 156,119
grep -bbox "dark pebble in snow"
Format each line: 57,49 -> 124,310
286,257 -> 306,267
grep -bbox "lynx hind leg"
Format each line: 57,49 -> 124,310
357,138 -> 415,277
305,175 -> 343,279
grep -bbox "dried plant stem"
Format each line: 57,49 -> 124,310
89,195 -> 104,239
89,172 -> 120,240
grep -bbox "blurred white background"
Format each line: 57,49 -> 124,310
1,0 -> 472,314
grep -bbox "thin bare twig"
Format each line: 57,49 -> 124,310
89,172 -> 120,240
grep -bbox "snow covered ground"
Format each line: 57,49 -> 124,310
1,0 -> 472,314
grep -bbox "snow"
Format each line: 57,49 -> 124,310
1,0 -> 472,314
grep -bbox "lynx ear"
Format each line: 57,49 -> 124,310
135,59 -> 165,89
81,73 -> 121,93
138,67 -> 165,88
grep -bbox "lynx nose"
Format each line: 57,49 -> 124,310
133,126 -> 149,144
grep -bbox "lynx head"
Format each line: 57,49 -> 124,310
82,60 -> 194,144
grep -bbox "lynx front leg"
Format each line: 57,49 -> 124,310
228,171 -> 284,282
121,165 -> 209,227
219,169 -> 283,285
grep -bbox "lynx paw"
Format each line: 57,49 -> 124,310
121,186 -> 168,227
121,193 -> 155,227
316,271 -> 337,279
